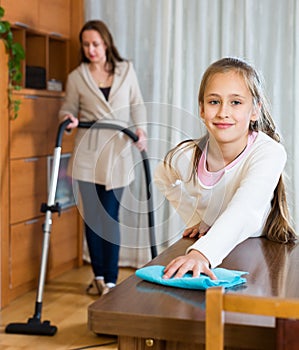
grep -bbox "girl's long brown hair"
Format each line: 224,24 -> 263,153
165,57 -> 296,243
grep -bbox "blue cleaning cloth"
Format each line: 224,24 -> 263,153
135,265 -> 248,290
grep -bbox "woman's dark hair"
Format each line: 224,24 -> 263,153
165,57 -> 296,244
79,20 -> 125,74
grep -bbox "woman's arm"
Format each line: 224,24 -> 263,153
58,72 -> 80,123
135,128 -> 147,151
126,62 -> 147,152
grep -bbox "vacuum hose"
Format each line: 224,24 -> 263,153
5,119 -> 157,337
77,121 -> 157,259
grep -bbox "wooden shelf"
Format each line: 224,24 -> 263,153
1,0 -> 70,37
10,26 -> 69,91
49,36 -> 69,89
1,0 -> 40,29
13,88 -> 65,98
0,0 -> 85,309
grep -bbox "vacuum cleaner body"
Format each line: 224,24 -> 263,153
5,119 -> 156,336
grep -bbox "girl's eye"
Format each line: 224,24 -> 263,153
208,100 -> 219,105
232,100 -> 241,105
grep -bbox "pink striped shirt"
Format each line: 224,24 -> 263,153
198,132 -> 258,186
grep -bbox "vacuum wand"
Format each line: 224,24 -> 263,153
5,119 -> 157,336
5,119 -> 71,336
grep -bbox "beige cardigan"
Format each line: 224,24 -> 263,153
58,61 -> 147,190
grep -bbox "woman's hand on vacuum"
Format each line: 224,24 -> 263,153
162,249 -> 217,280
135,128 -> 147,152
63,114 -> 79,130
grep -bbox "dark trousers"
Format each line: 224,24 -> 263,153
78,181 -> 124,284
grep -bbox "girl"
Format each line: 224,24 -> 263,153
154,57 -> 296,280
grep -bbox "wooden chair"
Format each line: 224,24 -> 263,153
205,286 -> 299,350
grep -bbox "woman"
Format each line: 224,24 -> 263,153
59,20 -> 147,295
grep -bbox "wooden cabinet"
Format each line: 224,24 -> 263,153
48,36 -> 70,89
38,0 -> 70,37
9,93 -> 74,158
10,157 -> 47,224
1,0 -> 70,37
48,207 -> 79,278
10,26 -> 69,91
9,206 -> 80,294
10,217 -> 44,290
0,0 -> 39,29
10,95 -> 64,158
1,1 -> 71,89
7,91 -> 79,301
0,0 -> 85,308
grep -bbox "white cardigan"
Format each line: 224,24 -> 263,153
58,61 -> 147,189
154,132 -> 287,268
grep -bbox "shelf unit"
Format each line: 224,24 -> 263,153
0,0 -> 85,308
10,26 -> 69,91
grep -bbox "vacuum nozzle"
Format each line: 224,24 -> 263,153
5,317 -> 57,336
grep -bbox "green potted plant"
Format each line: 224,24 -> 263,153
0,6 -> 25,119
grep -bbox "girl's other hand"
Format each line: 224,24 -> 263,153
183,221 -> 210,238
162,250 -> 217,280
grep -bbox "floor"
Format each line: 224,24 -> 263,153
0,264 -> 135,349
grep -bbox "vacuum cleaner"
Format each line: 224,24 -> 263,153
5,119 -> 156,336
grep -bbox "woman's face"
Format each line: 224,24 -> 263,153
81,29 -> 107,64
200,71 -> 259,149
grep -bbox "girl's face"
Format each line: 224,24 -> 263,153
200,71 -> 259,149
81,29 -> 107,64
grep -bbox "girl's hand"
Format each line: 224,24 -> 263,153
162,250 -> 217,280
183,221 -> 210,238
63,114 -> 78,130
135,128 -> 147,152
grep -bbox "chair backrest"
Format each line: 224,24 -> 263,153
205,286 -> 299,350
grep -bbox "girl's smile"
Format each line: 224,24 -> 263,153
213,122 -> 235,129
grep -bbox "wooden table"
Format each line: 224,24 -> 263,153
88,237 -> 299,349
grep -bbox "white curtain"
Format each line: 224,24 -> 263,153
84,0 -> 299,267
